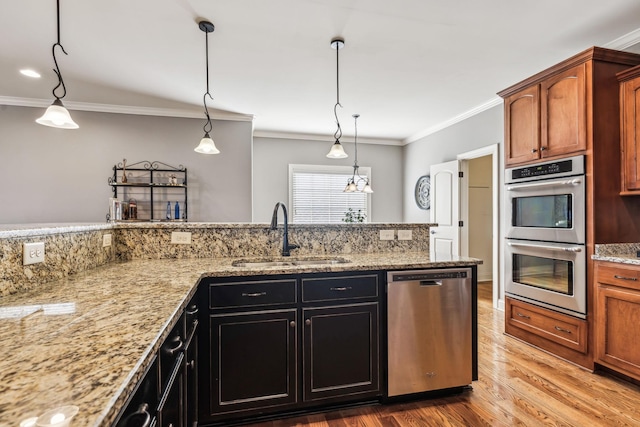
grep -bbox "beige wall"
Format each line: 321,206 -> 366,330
468,155 -> 493,281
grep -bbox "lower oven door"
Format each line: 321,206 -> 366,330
505,239 -> 586,318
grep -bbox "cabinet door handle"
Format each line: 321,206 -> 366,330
554,326 -> 572,334
540,146 -> 547,151
187,359 -> 195,369
516,312 -> 530,319
614,275 -> 638,281
531,148 -> 538,153
330,286 -> 352,291
290,321 -> 296,328
242,292 -> 267,297
305,319 -> 311,326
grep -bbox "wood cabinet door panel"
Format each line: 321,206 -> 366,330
596,285 -> 640,379
621,76 -> 640,192
541,64 -> 587,158
505,86 -> 540,166
302,303 -> 379,402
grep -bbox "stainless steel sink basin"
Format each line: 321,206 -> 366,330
232,257 -> 350,268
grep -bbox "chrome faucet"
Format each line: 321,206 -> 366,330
270,202 -> 299,256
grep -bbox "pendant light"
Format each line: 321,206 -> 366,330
326,37 -> 348,159
344,114 -> 373,193
194,20 -> 220,155
36,0 -> 78,129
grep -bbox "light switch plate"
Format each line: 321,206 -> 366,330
23,242 -> 45,265
102,233 -> 112,247
380,230 -> 395,240
171,231 -> 192,244
398,230 -> 413,240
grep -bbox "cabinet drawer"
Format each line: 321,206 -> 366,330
302,275 -> 378,302
506,298 -> 587,353
209,279 -> 297,309
595,262 -> 640,291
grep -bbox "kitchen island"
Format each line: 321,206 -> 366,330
0,223 -> 480,425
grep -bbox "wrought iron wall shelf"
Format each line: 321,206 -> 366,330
107,160 -> 187,222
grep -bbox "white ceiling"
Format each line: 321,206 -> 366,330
2,0 -> 640,144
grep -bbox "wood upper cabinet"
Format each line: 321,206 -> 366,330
540,64 -> 587,158
502,64 -> 586,167
595,261 -> 640,380
504,85 -> 540,165
618,65 -> 640,194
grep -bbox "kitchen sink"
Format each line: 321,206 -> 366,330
232,257 -> 351,268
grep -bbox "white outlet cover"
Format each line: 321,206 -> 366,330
380,230 -> 395,240
398,230 -> 413,240
103,234 -> 112,247
23,242 -> 45,265
171,231 -> 192,244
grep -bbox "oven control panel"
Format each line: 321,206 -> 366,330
505,155 -> 584,183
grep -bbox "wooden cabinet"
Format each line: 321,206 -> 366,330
595,261 -> 640,380
502,63 -> 587,166
618,65 -> 640,194
505,297 -> 590,367
200,272 -> 382,425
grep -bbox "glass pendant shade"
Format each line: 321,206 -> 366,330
362,182 -> 374,193
344,181 -> 357,193
194,132 -> 220,154
36,99 -> 78,129
327,141 -> 348,159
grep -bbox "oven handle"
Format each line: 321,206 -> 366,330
506,178 -> 582,191
507,241 -> 582,252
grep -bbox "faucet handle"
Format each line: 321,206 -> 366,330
288,243 -> 300,251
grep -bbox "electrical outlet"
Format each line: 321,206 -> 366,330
23,242 -> 45,265
398,230 -> 413,240
379,230 -> 395,240
171,231 -> 192,244
102,233 -> 112,247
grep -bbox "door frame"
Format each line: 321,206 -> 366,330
457,144 -> 500,310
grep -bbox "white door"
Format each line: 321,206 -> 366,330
430,160 -> 461,259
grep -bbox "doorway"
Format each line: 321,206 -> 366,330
458,144 -> 500,310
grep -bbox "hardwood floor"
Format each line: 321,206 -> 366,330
244,282 -> 640,427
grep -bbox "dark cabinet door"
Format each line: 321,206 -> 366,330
158,353 -> 184,427
302,303 -> 379,402
184,324 -> 198,427
208,309 -> 298,416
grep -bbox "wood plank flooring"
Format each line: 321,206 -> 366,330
244,282 -> 640,427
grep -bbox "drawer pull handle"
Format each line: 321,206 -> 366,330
614,275 -> 638,281
516,312 -> 530,319
330,286 -> 352,291
242,292 -> 267,297
186,305 -> 199,315
554,326 -> 572,334
164,335 -> 183,355
187,359 -> 195,369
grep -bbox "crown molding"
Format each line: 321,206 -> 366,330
253,130 -> 404,146
604,27 -> 640,50
403,97 -> 503,145
0,96 -> 254,122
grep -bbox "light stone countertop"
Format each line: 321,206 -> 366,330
0,252 -> 480,426
592,243 -> 640,265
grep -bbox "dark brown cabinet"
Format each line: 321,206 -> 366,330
199,272 -> 382,425
618,65 -> 640,194
595,261 -> 640,380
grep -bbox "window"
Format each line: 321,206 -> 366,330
289,164 -> 371,224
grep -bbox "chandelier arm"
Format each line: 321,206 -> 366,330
51,43 -> 68,100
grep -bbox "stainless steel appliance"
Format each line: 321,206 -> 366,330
387,268 -> 473,397
505,155 -> 585,244
505,155 -> 587,318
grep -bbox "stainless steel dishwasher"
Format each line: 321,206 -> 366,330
387,268 -> 473,397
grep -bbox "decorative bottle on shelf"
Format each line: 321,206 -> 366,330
175,202 -> 180,220
166,202 -> 171,220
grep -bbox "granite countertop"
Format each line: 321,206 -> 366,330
592,243 -> 640,265
0,252 -> 480,426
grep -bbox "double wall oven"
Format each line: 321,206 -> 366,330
505,155 -> 586,318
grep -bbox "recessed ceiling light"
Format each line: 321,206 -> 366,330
20,69 -> 41,78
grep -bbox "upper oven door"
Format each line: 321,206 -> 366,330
505,175 -> 585,244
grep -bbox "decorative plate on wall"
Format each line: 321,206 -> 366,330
414,175 -> 431,210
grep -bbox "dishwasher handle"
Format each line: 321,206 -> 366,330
419,280 -> 443,287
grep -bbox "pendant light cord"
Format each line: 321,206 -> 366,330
333,42 -> 343,142
203,28 -> 214,134
51,0 -> 68,101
